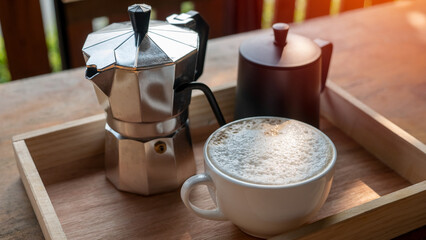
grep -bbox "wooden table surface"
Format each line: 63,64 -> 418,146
1,0 -> 425,239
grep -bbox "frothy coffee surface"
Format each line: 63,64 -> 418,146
207,118 -> 333,185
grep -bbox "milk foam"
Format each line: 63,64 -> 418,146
207,118 -> 333,185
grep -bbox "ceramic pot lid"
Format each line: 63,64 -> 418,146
240,23 -> 321,69
82,4 -> 198,71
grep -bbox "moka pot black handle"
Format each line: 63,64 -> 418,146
167,11 -> 209,81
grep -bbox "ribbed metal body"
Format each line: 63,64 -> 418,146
82,4 -> 209,195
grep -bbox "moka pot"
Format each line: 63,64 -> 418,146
82,4 -> 224,195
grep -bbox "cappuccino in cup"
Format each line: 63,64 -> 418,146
207,118 -> 333,185
181,117 -> 336,238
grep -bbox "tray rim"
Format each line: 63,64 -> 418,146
13,80 -> 426,240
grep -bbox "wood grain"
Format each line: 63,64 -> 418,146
198,0 -> 426,144
0,68 -> 102,239
13,82 -> 415,239
272,181 -> 426,240
321,81 -> 426,183
1,1 -> 425,239
14,114 -> 105,172
13,140 -> 66,240
15,115 -> 411,240
289,0 -> 426,143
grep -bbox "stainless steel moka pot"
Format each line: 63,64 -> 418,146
82,4 -> 225,195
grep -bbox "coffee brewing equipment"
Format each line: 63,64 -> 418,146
234,23 -> 333,128
82,4 -> 224,195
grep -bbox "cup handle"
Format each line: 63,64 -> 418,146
181,173 -> 227,221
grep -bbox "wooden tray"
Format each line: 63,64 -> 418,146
13,81 -> 426,240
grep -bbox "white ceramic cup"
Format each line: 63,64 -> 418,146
181,117 -> 337,238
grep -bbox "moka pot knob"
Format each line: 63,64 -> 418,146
128,4 -> 151,46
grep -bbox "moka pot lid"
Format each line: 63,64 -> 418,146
82,4 -> 198,71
